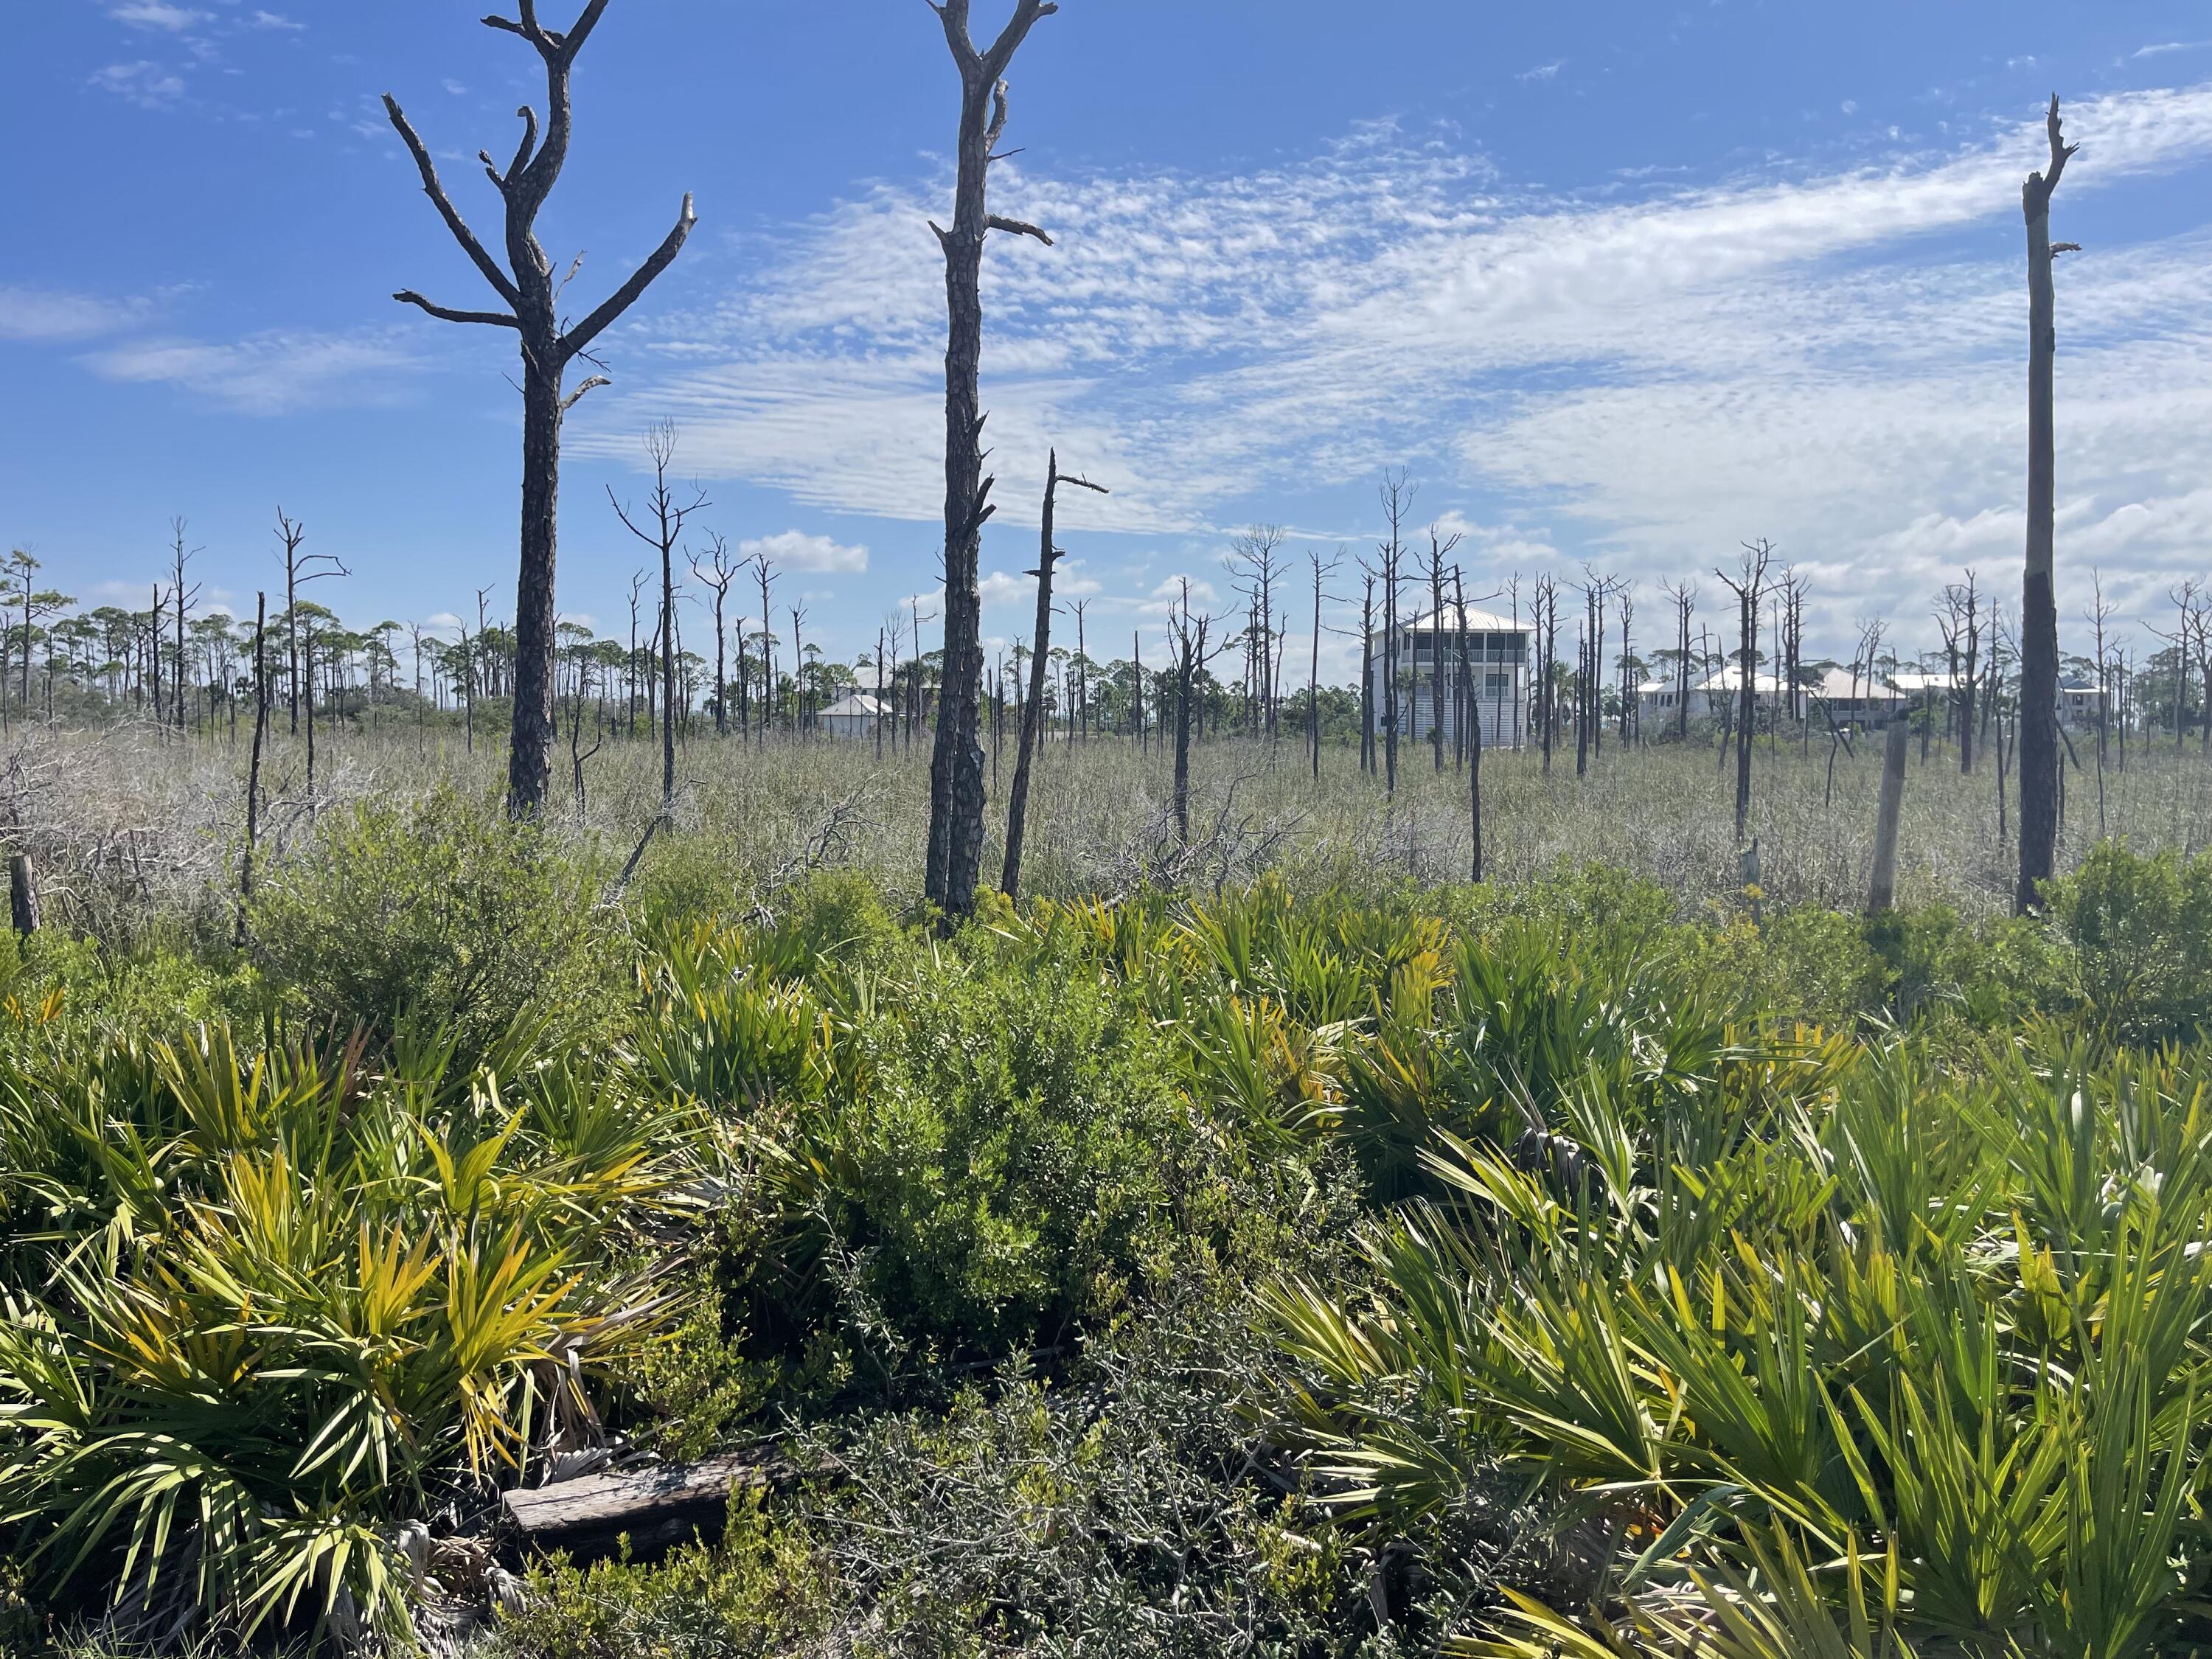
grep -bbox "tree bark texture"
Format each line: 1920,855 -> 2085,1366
2017,95 -> 2076,913
922,0 -> 1058,928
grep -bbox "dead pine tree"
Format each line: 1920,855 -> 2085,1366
1002,450 -> 1108,900
1167,577 -> 1228,846
1573,617 -> 1590,777
383,0 -> 696,817
922,0 -> 1062,931
1660,579 -> 1696,742
274,510 -> 346,739
1534,574 -> 1560,773
568,638 -> 603,819
1308,547 -> 1343,782
1715,540 -> 1773,841
1227,525 -> 1287,742
609,422 -> 708,816
754,557 -> 778,745
1425,524 -> 1461,772
167,519 -> 202,734
1936,571 -> 1982,773
694,533 -> 740,738
2017,93 -> 2079,912
236,592 -> 269,947
1368,472 -> 1416,796
1452,565 -> 1485,881
1615,583 -> 1635,748
1358,575 -> 1376,777
1069,597 -> 1092,743
2086,571 -> 2115,838
789,605 -> 808,740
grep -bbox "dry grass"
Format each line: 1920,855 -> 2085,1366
4,712 -> 2208,939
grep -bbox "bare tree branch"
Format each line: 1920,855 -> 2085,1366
561,194 -> 698,358
394,291 -> 520,328
987,214 -> 1053,245
507,105 -> 540,178
382,95 -> 524,309
560,374 -> 611,413
981,0 -> 1058,82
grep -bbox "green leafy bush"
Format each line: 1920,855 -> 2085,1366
2046,840 -> 2212,1044
1863,900 -> 2072,1032
806,953 -> 1189,1374
243,787 -> 614,1066
494,1254 -> 1397,1659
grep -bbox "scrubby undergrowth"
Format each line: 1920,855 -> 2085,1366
4,775 -> 2212,1655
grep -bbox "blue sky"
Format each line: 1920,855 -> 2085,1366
4,1 -> 2211,676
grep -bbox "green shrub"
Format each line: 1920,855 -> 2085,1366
487,1491 -> 836,1659
828,956 -> 1187,1363
0,928 -> 244,1040
679,942 -> 1196,1408
1666,902 -> 1885,1029
2045,839 -> 2212,1044
243,787 -> 615,1066
498,1253 -> 1395,1659
1863,901 -> 2073,1032
759,866 -> 904,970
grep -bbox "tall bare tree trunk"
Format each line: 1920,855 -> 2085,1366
385,1 -> 693,817
1717,542 -> 1770,841
2017,94 -> 2077,912
1002,450 -> 1105,900
923,0 -> 1059,929
237,593 -> 268,946
1455,567 -> 1483,882
1358,579 -> 1374,776
1868,720 -> 1908,913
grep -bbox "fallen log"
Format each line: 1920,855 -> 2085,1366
501,1453 -> 776,1563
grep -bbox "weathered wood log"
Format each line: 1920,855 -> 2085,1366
502,1453 -> 773,1563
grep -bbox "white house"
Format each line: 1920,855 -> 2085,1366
1638,676 -> 1723,726
1639,667 -> 1790,727
1371,604 -> 1532,748
818,692 -> 887,738
2059,683 -> 2107,730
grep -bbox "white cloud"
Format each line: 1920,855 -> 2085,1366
79,329 -> 425,414
248,9 -> 305,29
2135,41 -> 2208,58
578,82 -> 2212,649
979,570 -> 1032,608
1517,60 -> 1565,83
1840,99 -> 1858,114
737,529 -> 869,574
108,1 -> 207,30
88,60 -> 187,107
442,78 -> 467,95
0,286 -> 144,343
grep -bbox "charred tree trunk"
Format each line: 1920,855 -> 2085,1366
1717,542 -> 1771,842
7,854 -> 36,938
923,0 -> 1059,930
2017,94 -> 2077,913
1002,450 -> 1105,900
385,1 -> 694,818
236,593 -> 268,947
1358,579 -> 1375,777
1455,567 -> 1483,883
